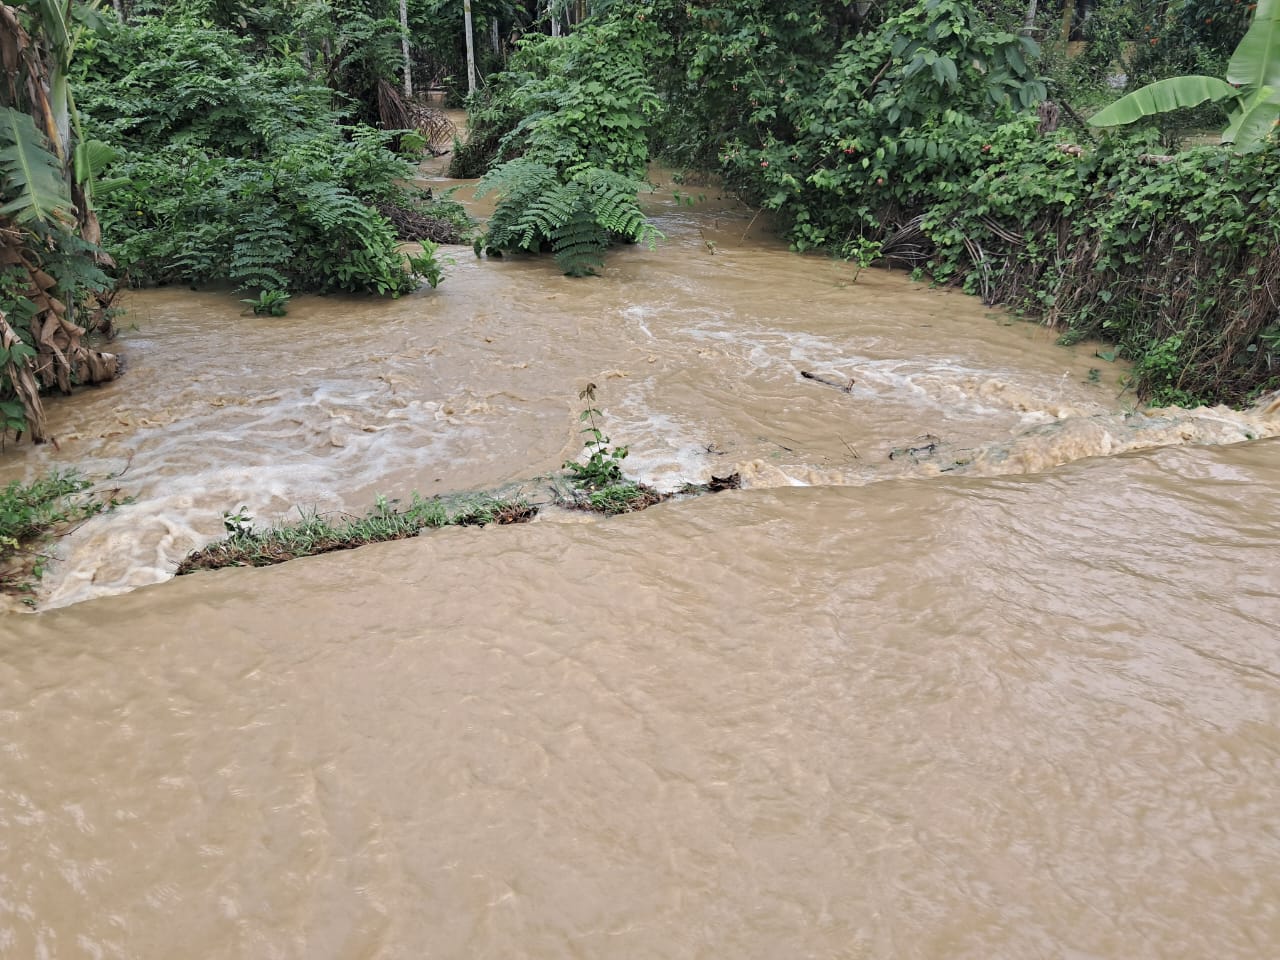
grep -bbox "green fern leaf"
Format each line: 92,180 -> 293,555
551,206 -> 608,277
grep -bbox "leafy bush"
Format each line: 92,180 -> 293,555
721,0 -> 1043,257
913,118 -> 1280,403
78,15 -> 440,296
470,13 -> 665,275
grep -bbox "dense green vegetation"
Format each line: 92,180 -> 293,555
78,15 -> 445,296
468,14 -> 665,275
459,0 -> 1278,404
1,0 -> 469,443
3,0 -> 1278,448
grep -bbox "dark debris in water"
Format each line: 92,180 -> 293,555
801,370 -> 857,393
888,435 -> 944,462
376,201 -> 466,244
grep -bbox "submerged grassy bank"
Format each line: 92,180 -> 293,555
1,471 -> 128,601
178,473 -> 743,576
176,494 -> 538,575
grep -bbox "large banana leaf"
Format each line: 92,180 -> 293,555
72,138 -> 117,183
1087,76 -> 1235,127
0,108 -> 74,225
1227,0 -> 1280,91
1221,85 -> 1280,150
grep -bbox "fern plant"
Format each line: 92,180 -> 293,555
471,13 -> 665,276
477,160 -> 662,276
76,14 -> 445,296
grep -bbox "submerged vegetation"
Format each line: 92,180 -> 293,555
180,386 -> 740,574
560,383 -> 665,514
176,493 -> 538,575
0,469 -> 128,600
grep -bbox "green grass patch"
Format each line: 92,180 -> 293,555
1,470 -> 130,600
564,480 -> 668,516
175,492 -> 538,575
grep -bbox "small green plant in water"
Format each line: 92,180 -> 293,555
242,290 -> 291,316
404,242 -> 445,289
561,384 -> 669,515
564,383 -> 629,489
223,506 -> 254,538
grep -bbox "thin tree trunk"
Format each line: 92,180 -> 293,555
549,1 -> 560,37
490,17 -> 499,56
1022,0 -> 1037,36
463,0 -> 476,94
399,0 -> 412,97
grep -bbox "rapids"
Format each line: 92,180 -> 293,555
2,175 -> 1279,958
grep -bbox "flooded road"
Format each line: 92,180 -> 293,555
2,181 -> 1279,958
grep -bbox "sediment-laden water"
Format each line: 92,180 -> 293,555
2,175 -> 1278,958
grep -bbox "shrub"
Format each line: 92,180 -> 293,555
470,13 -> 665,275
78,16 -> 440,296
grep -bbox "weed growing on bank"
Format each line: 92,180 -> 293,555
560,383 -> 667,516
176,493 -> 538,574
180,388 -> 747,576
0,470 -> 130,600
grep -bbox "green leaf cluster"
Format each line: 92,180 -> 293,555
76,15 -> 438,295
469,13 -> 665,275
916,121 -> 1280,404
710,0 -> 1044,256
1088,0 -> 1280,153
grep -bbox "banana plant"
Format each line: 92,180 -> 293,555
0,1 -> 107,220
0,108 -> 75,225
1088,0 -> 1280,152
0,0 -> 118,443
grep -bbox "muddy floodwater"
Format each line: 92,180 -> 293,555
2,178 -> 1280,958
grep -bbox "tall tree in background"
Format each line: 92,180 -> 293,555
400,0 -> 413,95
463,0 -> 476,92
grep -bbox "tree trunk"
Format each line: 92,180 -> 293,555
1022,0 -> 1037,36
463,0 -> 477,94
549,1 -> 561,37
399,0 -> 412,97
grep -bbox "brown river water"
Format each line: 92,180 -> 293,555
2,172 -> 1280,958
